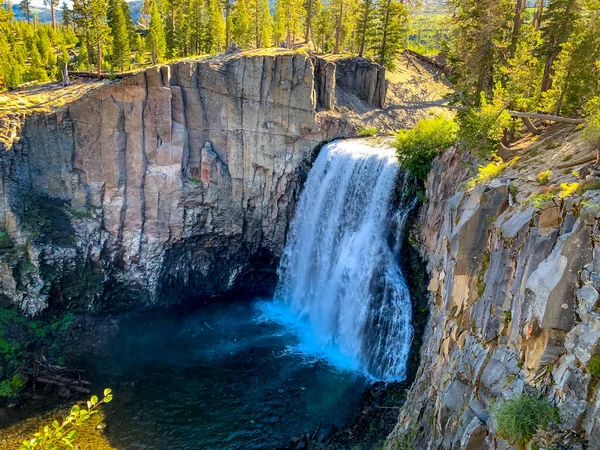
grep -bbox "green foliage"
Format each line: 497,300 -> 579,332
446,0 -> 514,101
356,126 -> 378,137
231,0 -> 251,48
464,159 -> 510,190
19,389 -> 113,450
588,354 -> 600,377
527,191 -> 556,208
373,0 -> 409,69
108,0 -> 131,72
458,87 -> 512,158
583,96 -> 600,148
394,115 -> 458,183
146,0 -> 166,64
536,170 -> 552,185
493,394 -> 559,446
0,307 -> 77,401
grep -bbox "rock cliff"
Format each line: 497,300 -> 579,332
387,126 -> 600,449
0,51 -> 359,313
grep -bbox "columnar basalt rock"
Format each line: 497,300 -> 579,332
0,52 -> 367,313
386,141 -> 600,450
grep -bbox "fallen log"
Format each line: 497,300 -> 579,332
36,377 -> 91,394
557,154 -> 598,169
68,71 -> 129,79
440,104 -> 585,125
403,49 -> 448,74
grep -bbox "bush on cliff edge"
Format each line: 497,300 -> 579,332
394,115 -> 458,184
492,394 -> 558,448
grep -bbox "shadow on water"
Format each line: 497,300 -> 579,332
82,296 -> 368,450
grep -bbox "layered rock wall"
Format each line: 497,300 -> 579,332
0,52 -> 357,313
387,139 -> 600,449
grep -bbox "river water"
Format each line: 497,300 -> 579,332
83,298 -> 368,449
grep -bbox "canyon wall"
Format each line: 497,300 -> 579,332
387,130 -> 600,450
0,52 -> 358,313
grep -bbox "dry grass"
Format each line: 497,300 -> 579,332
0,80 -> 104,116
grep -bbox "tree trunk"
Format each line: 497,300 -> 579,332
255,5 -> 260,48
541,48 -> 559,92
533,0 -> 544,30
51,2 -> 56,30
304,0 -> 312,43
171,6 -> 175,54
225,0 -> 230,48
379,0 -> 392,66
86,42 -> 93,73
358,0 -> 371,58
334,0 -> 343,54
61,62 -> 70,86
97,43 -> 102,78
510,0 -> 526,55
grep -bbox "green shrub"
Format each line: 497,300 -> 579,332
588,354 -> 600,377
493,394 -> 558,447
394,115 -> 458,183
356,126 -> 378,137
458,88 -> 512,158
464,160 -> 508,190
527,191 -> 555,208
583,96 -> 600,149
536,170 -> 552,185
19,389 -> 113,450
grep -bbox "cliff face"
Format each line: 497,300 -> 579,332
387,128 -> 600,450
0,52 -> 356,313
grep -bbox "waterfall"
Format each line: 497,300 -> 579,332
275,139 -> 414,381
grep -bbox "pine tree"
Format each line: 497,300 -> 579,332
447,0 -> 514,102
0,33 -> 24,89
88,0 -> 111,76
61,1 -> 71,28
224,0 -> 231,47
203,0 -> 225,52
272,0 -> 301,47
373,0 -> 408,69
27,44 -> 49,81
331,0 -> 345,53
355,0 -> 375,57
231,0 -> 251,47
272,0 -> 284,45
313,4 -> 332,52
19,0 -> 30,24
44,0 -> 59,30
540,1 -> 600,114
303,0 -> 321,43
249,0 -> 271,48
537,0 -> 582,92
501,25 -> 543,111
1,0 -> 13,23
510,0 -> 527,55
188,0 -> 203,54
108,0 -> 130,71
147,0 -> 166,63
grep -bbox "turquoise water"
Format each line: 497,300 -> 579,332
84,297 -> 368,450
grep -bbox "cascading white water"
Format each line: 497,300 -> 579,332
275,139 -> 414,380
